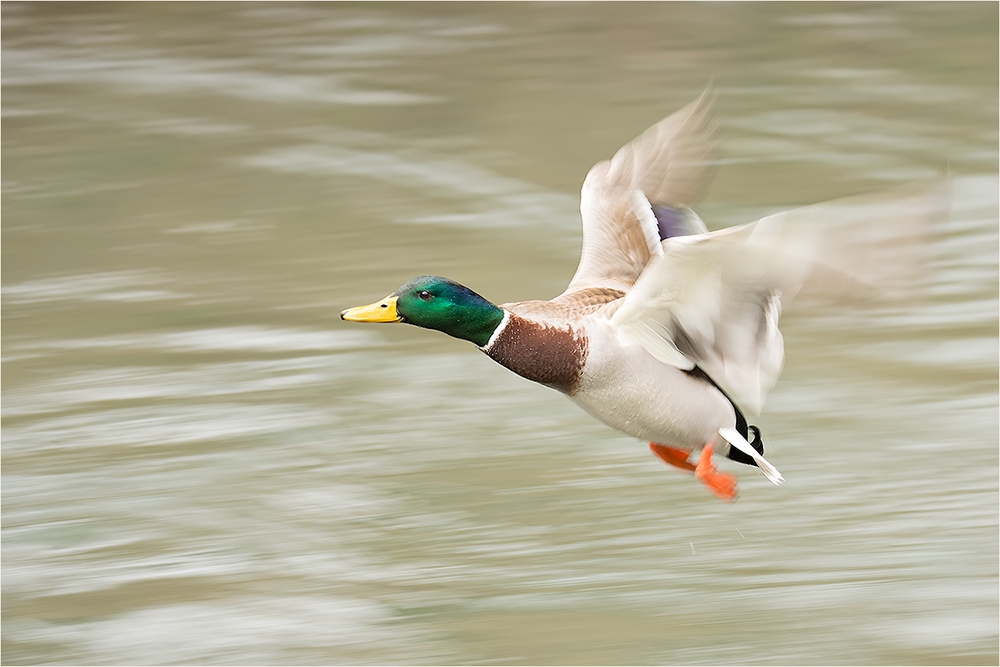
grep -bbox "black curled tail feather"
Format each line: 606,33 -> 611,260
727,423 -> 765,467
724,397 -> 764,467
684,365 -> 764,468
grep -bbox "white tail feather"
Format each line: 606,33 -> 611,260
718,427 -> 784,486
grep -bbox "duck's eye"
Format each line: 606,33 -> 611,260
418,290 -> 432,301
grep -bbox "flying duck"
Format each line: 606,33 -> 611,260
341,91 -> 936,501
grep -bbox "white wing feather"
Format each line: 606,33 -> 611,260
564,91 -> 717,294
610,184 -> 946,415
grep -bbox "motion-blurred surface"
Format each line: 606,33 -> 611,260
3,3 -> 997,664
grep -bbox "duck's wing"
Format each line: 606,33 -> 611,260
609,184 -> 945,415
560,91 -> 717,296
609,223 -> 790,416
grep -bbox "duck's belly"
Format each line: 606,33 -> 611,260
569,330 -> 736,450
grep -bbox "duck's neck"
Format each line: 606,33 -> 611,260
436,301 -> 506,348
477,310 -> 511,351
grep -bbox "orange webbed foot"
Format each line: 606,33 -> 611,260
695,442 -> 739,502
649,443 -> 697,473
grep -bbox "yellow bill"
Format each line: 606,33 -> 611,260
341,295 -> 401,322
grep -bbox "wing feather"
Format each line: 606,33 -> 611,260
610,183 -> 946,414
563,91 -> 717,295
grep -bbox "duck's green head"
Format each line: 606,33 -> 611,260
341,276 -> 504,347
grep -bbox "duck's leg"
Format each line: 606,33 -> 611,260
694,441 -> 738,502
650,441 -> 738,501
649,443 -> 697,473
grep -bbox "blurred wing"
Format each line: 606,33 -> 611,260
610,225 -> 793,415
562,91 -> 717,295
747,182 -> 947,301
609,183 -> 946,414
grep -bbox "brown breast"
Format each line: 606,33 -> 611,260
483,314 -> 588,394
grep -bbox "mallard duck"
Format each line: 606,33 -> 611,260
342,92 -> 935,501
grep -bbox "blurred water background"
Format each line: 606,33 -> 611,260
2,3 -> 997,665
